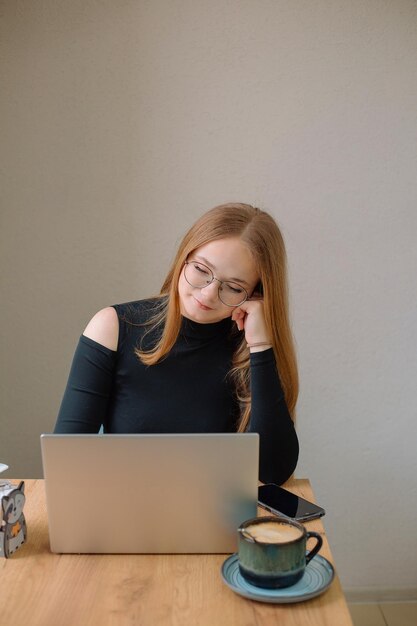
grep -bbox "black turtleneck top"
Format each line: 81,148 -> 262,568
54,299 -> 299,484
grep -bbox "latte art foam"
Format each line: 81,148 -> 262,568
244,521 -> 303,543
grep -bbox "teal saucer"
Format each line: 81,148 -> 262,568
221,553 -> 335,603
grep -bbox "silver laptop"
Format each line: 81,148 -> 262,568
40,433 -> 259,554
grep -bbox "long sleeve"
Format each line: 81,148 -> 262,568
248,348 -> 299,485
53,335 -> 117,433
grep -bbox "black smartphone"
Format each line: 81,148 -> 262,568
258,484 -> 325,522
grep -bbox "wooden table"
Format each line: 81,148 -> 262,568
0,479 -> 353,626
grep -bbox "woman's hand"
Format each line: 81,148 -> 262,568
231,299 -> 272,351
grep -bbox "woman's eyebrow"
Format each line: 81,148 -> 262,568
193,255 -> 250,286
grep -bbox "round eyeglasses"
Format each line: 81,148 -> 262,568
184,260 -> 249,307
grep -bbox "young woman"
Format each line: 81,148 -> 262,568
54,203 -> 299,484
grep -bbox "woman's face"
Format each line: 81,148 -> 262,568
178,237 -> 260,324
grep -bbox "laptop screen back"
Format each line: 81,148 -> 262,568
40,433 -> 259,554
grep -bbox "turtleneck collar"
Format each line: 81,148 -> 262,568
180,315 -> 234,340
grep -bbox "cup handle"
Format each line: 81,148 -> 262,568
305,531 -> 323,565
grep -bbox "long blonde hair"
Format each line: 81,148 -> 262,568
136,203 -> 299,430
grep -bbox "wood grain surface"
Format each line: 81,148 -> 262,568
0,479 -> 353,626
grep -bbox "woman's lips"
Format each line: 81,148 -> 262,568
194,297 -> 214,311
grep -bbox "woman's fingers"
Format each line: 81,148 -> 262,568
232,300 -> 270,344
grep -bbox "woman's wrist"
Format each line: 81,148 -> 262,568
247,341 -> 273,352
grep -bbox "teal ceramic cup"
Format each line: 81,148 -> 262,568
237,516 -> 323,589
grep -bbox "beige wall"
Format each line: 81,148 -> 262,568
1,0 -> 416,597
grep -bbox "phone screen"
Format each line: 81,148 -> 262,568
258,484 -> 325,521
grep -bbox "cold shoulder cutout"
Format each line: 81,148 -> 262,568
83,306 -> 119,351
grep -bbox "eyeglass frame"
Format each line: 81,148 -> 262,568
183,260 -> 250,307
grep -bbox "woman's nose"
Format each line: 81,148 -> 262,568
200,280 -> 219,300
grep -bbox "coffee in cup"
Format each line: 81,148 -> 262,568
237,516 -> 323,589
242,520 -> 303,543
